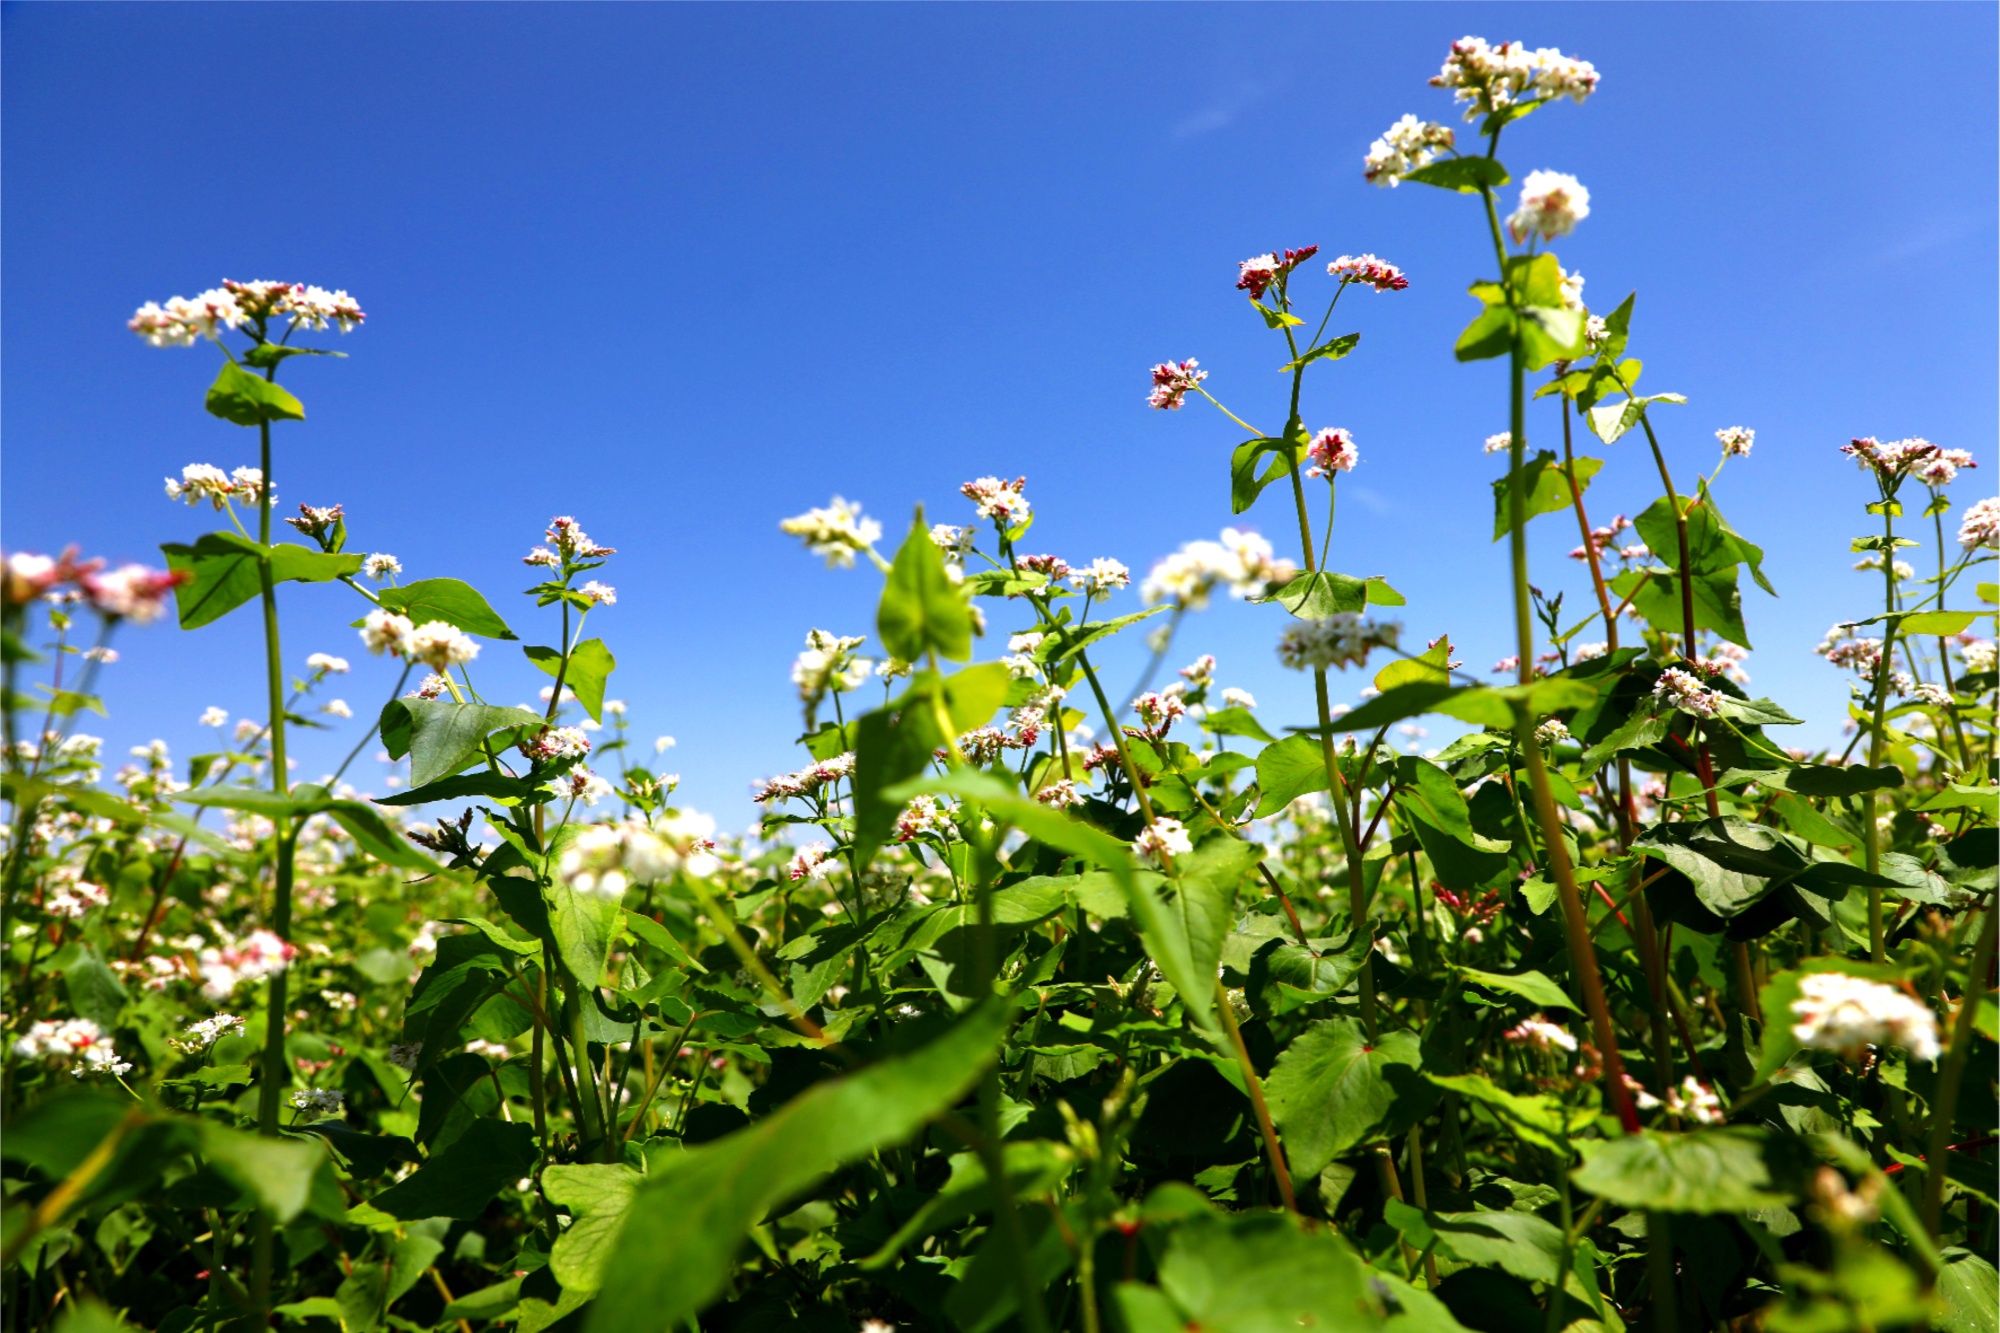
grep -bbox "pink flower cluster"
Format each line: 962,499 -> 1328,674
4,549 -> 184,623
197,929 -> 298,1001
1326,254 -> 1410,292
1306,428 -> 1360,479
129,280 -> 364,346
1148,359 -> 1208,411
1131,690 -> 1188,739
1567,514 -> 1632,563
1235,246 -> 1320,301
754,751 -> 856,803
1841,436 -> 1969,483
962,476 -> 1032,525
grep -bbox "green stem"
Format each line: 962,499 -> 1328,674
1922,900 -> 1997,1238
1862,499 -> 1902,964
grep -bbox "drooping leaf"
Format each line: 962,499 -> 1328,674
1229,436 -> 1300,515
544,1163 -> 643,1295
1045,606 -> 1169,664
375,577 -> 517,640
379,699 -> 541,787
522,638 -> 614,722
588,1001 -> 1011,1333
1454,966 -> 1578,1014
1491,451 -> 1603,541
160,532 -> 362,630
1280,332 -> 1360,372
196,1124 -> 324,1223
370,1118 -> 539,1221
204,361 -> 305,427
1403,156 -> 1510,193
1252,734 -> 1329,819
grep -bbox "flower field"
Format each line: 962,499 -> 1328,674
4,34 -> 1996,1333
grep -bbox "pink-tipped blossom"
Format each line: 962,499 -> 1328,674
1306,427 -> 1360,479
1326,254 -> 1409,292
1653,666 -> 1721,719
1148,358 -> 1209,410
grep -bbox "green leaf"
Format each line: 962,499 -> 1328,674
588,1001 -> 1011,1333
550,875 -> 624,990
1716,764 -> 1902,799
1280,332 -> 1360,372
878,518 -> 974,663
1455,305 -> 1516,362
1402,156 -> 1510,193
161,532 -> 362,630
380,699 -> 541,787
1251,300 -> 1304,329
1,1092 -> 134,1176
242,342 -> 342,370
375,771 -> 539,807
205,361 -> 305,427
335,1233 -> 443,1333
1252,734 -> 1328,818
1491,451 -> 1602,541
197,1124 -> 324,1223
1264,1018 -> 1432,1179
1133,1210 -> 1435,1331
1373,637 -> 1453,693
851,667 -> 1010,867
63,944 -> 127,1028
544,1163 -> 643,1296
1263,571 -> 1396,622
1518,304 -> 1587,370
375,578 -> 518,640
1935,1250 -> 1998,1333
1571,1128 -> 1799,1213
1201,706 -> 1277,744
1046,606 -> 1168,664
624,908 -> 706,974
370,1118 -> 539,1221
1229,436 -> 1299,515
325,799 -> 436,871
524,638 -> 614,722
1454,966 -> 1578,1013
1425,1072 -> 1584,1156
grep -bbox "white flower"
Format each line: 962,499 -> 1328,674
560,824 -> 659,900
360,610 -> 415,657
1326,254 -> 1409,292
1429,37 -> 1599,122
781,497 -> 882,568
164,463 -> 236,509
1220,686 -> 1257,709
1363,113 -> 1455,186
1558,267 -> 1585,310
172,1013 -> 245,1051
788,842 -> 836,882
578,581 -> 617,606
228,467 -> 268,507
403,621 -> 479,671
1790,972 -> 1940,1063
1503,1014 -> 1578,1053
199,706 -> 229,728
321,699 -> 353,720
196,928 -> 296,1000
1958,495 -> 2000,551
234,719 -> 264,744
522,726 -> 593,763
792,629 -> 869,703
1653,667 -> 1721,719
12,1018 -> 130,1078
306,653 -> 351,677
1915,448 -> 1977,488
655,735 -> 677,754
565,768 -> 616,807
130,289 -> 246,346
1070,558 -> 1130,595
1133,817 -> 1192,862
895,794 -> 957,841
1534,718 -> 1571,746
1483,432 -> 1513,455
362,554 -> 402,581
1034,780 -> 1085,809
289,1088 -> 345,1117
387,1043 -> 423,1072
1716,426 -> 1755,458
1507,170 -> 1590,244
1277,614 -> 1400,672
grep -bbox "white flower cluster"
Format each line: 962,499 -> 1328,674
962,475 -> 1032,526
792,629 -> 870,703
172,1013 -> 245,1052
13,1017 -> 130,1077
1652,666 -> 1722,719
1034,779 -> 1085,809
1503,1014 -> 1577,1053
1277,613 -> 1399,672
1363,114 -> 1456,186
781,496 -> 882,568
1816,626 -> 1883,678
1841,436 -> 1955,480
130,280 -> 364,346
1506,170 -> 1590,244
196,928 -> 297,1000
521,726 -> 592,764
1071,558 -> 1130,596
1326,254 -> 1409,291
894,793 -> 957,842
46,873 -> 108,920
789,842 -> 835,883
1141,529 -> 1294,609
1716,426 -> 1755,458
1790,972 -> 1940,1063
363,553 -> 402,581
1959,495 -> 2000,551
754,751 -> 856,803
1429,37 -> 1600,122
1665,1076 -> 1725,1125
165,464 -> 267,510
289,1088 -> 346,1117
1133,816 -> 1192,862
1131,690 -> 1188,738
359,610 -> 480,671
1962,638 -> 1997,674
560,815 -> 718,900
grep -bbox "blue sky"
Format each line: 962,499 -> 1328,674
5,3 -> 1995,827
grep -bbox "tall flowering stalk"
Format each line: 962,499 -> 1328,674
1367,42 -> 1641,1133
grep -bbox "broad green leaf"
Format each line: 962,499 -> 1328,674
1454,966 -> 1578,1013
205,361 -> 305,426
370,1118 -> 539,1220
376,578 -> 518,640
1373,637 -> 1454,693
1425,1072 -> 1583,1155
1919,784 -> 2000,818
197,1124 -> 324,1223
1508,253 -> 1570,310
1491,451 -> 1602,541
335,1233 -> 443,1333
1176,837 -> 1264,994
1610,563 -> 1751,650
550,875 -> 624,990
862,1143 -> 1074,1268
1716,764 -> 1902,799
1518,304 -> 1588,369
1250,300 -> 1303,329
1935,1250 -> 1998,1333
1264,1018 -> 1432,1179
1713,695 -> 1803,727
1,1092 -> 136,1176
1263,571 -> 1396,622
851,667 -> 1009,866
544,1163 -> 643,1295
375,771 -> 539,807
242,343 -> 342,370
1279,332 -> 1360,372
63,944 -> 127,1028
1144,1211 -> 1403,1331
1201,706 -> 1277,744
1455,305 -> 1516,362
523,638 -> 614,722
325,799 -> 436,870
588,1001 -> 1011,1333
878,518 -> 973,663
380,699 -> 541,787
1571,1128 -> 1800,1213
161,532 -> 362,630
1252,734 -> 1328,818
624,908 -> 706,973
1403,156 -> 1510,193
